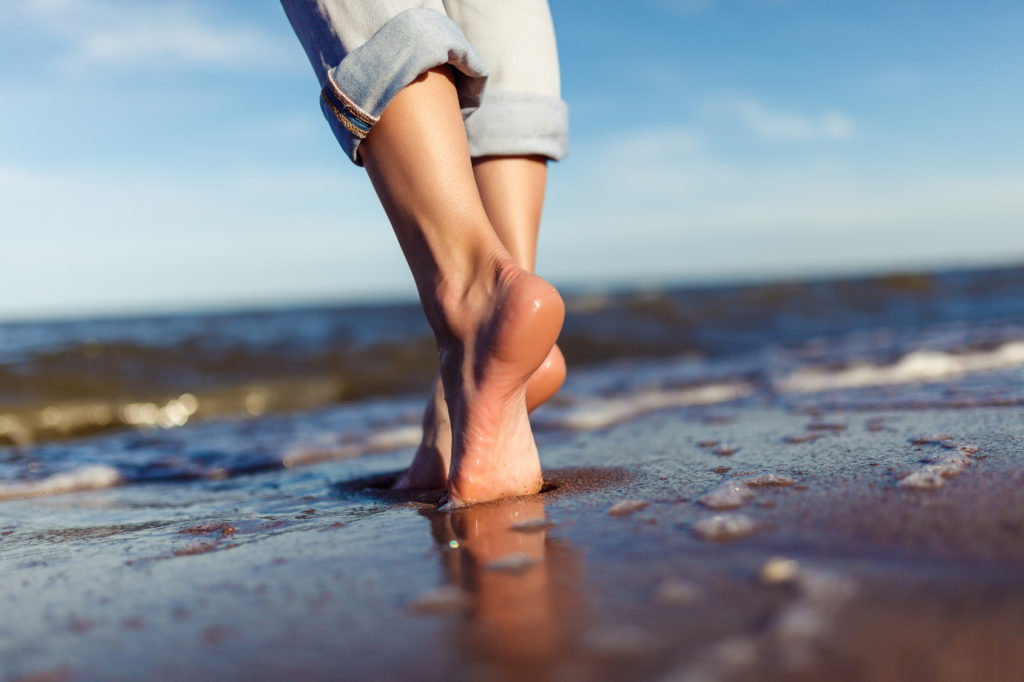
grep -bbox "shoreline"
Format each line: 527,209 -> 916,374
4,403 -> 1024,680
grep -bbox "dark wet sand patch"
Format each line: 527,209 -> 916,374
170,541 -> 240,558
179,521 -> 236,536
784,433 -> 822,444
27,521 -> 174,544
806,421 -> 847,432
336,466 -> 632,509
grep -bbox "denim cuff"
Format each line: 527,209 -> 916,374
320,7 -> 489,165
463,91 -> 569,161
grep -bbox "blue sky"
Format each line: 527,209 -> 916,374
2,0 -> 1023,319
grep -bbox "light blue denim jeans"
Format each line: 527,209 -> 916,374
280,0 -> 569,165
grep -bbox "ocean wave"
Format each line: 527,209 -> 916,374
0,465 -> 122,501
778,341 -> 1024,393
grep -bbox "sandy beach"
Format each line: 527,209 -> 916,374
4,400 -> 1024,681
5,0 -> 1024,676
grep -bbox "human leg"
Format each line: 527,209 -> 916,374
280,0 -> 567,501
473,155 -> 567,408
360,67 -> 564,507
398,0 -> 570,490
453,0 -> 569,410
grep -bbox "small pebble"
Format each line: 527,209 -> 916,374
713,445 -> 739,456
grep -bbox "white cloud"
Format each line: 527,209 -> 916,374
708,95 -> 854,141
13,0 -> 289,71
0,161 -> 407,318
544,122 -> 1024,287
596,127 -> 734,198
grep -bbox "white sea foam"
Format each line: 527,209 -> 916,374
779,340 -> 1024,393
698,481 -> 755,510
536,382 -> 753,431
281,424 -> 423,468
364,425 -> 422,452
0,465 -> 122,501
899,450 -> 974,489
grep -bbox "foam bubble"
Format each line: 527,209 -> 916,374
407,585 -> 468,614
743,473 -> 796,487
509,517 -> 553,532
607,499 -> 650,516
654,578 -> 702,606
796,568 -> 857,606
693,514 -> 756,541
484,552 -> 537,573
698,481 -> 754,510
760,556 -> 800,585
898,451 -> 972,489
899,470 -> 946,489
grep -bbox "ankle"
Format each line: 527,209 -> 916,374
428,249 -> 516,346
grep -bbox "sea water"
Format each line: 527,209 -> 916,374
4,264 -> 1024,500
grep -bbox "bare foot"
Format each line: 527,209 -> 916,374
393,381 -> 451,490
394,344 -> 565,491
437,259 -> 564,508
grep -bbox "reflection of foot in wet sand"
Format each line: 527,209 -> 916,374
425,496 -> 584,675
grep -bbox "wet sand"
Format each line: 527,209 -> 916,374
4,404 -> 1024,681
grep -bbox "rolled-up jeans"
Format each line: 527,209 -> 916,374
280,0 -> 569,165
